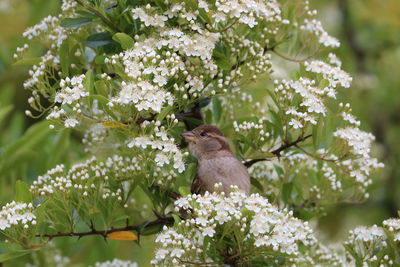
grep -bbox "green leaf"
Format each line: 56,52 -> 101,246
0,121 -> 52,174
212,97 -> 222,123
15,180 -> 32,203
0,251 -> 30,263
250,177 -> 264,192
60,17 -> 92,28
59,40 -> 70,77
178,186 -> 191,196
112,32 -> 134,49
156,105 -> 173,122
12,58 -> 41,66
172,214 -> 181,223
0,105 -> 13,127
86,32 -> 113,48
76,10 -> 97,18
83,70 -> 95,94
282,182 -> 293,203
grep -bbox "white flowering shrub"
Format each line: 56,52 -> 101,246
343,215 -> 400,266
153,188 -> 335,266
1,0 -> 395,265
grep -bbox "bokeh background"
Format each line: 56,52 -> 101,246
0,0 -> 399,265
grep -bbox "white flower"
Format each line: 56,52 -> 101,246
64,118 -> 79,128
153,191 -> 316,265
0,201 -> 36,231
305,60 -> 352,89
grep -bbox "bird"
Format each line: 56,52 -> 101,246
181,125 -> 250,195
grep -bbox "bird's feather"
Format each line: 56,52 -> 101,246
197,156 -> 250,194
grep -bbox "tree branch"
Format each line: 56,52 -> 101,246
244,134 -> 312,168
36,217 -> 173,240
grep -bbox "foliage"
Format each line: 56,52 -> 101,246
0,0 -> 398,266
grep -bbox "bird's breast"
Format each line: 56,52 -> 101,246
198,156 -> 250,194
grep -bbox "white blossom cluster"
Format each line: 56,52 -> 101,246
233,120 -> 270,143
300,19 -> 340,48
29,156 -> 136,201
22,0 -> 76,48
305,60 -> 352,89
23,50 -> 56,90
55,75 -> 87,105
275,78 -> 327,129
344,224 -> 396,265
127,120 -> 185,174
94,259 -> 138,267
0,201 -> 36,231
45,74 -> 88,128
152,189 -> 317,266
383,218 -> 400,242
275,59 -> 352,130
212,0 -> 282,28
109,80 -> 174,113
334,127 -> 384,185
249,149 -> 356,209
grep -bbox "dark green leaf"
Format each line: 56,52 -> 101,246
85,32 -> 113,48
83,70 -> 95,94
60,17 -> 92,28
59,40 -> 70,76
250,177 -> 264,192
282,182 -> 293,203
212,97 -> 222,123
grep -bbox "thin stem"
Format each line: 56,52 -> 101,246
272,48 -> 319,63
244,134 -> 312,167
36,217 -> 173,240
295,144 -> 347,163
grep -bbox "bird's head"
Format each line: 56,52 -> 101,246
181,125 -> 231,159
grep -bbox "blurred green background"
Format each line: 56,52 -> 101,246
0,0 -> 399,265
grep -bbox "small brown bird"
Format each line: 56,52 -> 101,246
181,125 -> 250,195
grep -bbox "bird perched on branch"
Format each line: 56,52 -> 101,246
181,125 -> 250,195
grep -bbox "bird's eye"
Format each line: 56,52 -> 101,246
200,132 -> 208,137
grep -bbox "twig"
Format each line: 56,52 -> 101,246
36,217 -> 173,240
244,134 -> 312,168
295,145 -> 335,162
272,48 -> 319,63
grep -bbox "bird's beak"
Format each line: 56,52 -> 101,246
181,131 -> 196,142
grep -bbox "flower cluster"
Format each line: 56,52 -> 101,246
383,218 -> 400,242
344,223 -> 397,265
127,120 -> 186,174
301,19 -> 340,48
213,0 -> 282,28
334,127 -> 384,186
274,59 -> 351,130
30,156 -> 130,202
305,60 -> 352,89
0,201 -> 36,231
152,189 -> 317,266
